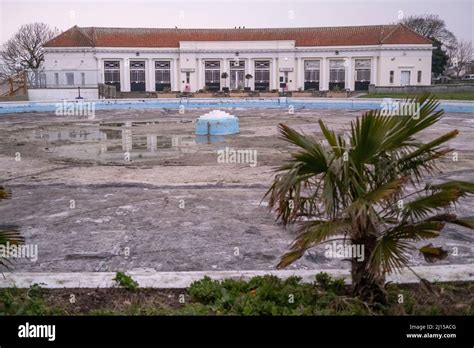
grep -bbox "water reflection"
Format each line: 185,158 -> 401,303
34,129 -> 106,141
195,135 -> 225,144
33,121 -> 223,161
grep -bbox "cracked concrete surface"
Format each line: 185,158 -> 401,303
0,107 -> 473,273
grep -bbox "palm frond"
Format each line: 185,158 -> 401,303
0,186 -> 12,200
368,235 -> 413,275
427,180 -> 474,195
349,177 -> 407,211
0,226 -> 24,271
401,188 -> 462,221
277,220 -> 350,269
419,244 -> 448,263
383,220 -> 445,241
449,218 -> 474,229
318,119 -> 343,157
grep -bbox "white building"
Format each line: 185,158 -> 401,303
35,24 -> 433,99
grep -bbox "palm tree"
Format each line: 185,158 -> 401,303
0,186 -> 23,271
265,94 -> 474,303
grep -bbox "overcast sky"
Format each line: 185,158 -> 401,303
0,0 -> 472,45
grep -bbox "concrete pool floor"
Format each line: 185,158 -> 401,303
0,108 -> 473,275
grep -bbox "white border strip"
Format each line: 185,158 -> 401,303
1,264 -> 473,288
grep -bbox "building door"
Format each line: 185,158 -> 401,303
254,61 -> 270,91
230,70 -> 244,90
104,61 -> 121,92
354,59 -> 371,91
155,61 -> 171,91
401,71 -> 411,86
280,72 -> 289,91
329,60 -> 345,91
130,61 -> 146,91
230,60 -> 245,90
204,61 -> 221,91
304,60 -> 320,91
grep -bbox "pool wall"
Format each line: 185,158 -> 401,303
1,97 -> 473,114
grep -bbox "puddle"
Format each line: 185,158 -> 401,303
34,129 -> 107,142
31,120 -> 226,163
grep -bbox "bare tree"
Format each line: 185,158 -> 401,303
400,14 -> 457,49
448,40 -> 474,78
0,23 -> 59,80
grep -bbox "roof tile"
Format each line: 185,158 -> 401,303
44,24 -> 432,48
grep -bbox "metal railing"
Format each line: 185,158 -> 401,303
26,69 -> 99,89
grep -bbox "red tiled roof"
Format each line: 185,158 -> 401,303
44,24 -> 432,48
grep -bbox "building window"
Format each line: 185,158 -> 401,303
130,61 -> 146,92
40,73 -> 47,88
304,60 -> 320,91
254,60 -> 270,91
417,71 -> 422,83
186,72 -> 190,84
65,73 -> 74,86
389,71 -> 394,84
54,73 -> 59,85
81,72 -> 86,86
204,61 -> 220,91
354,59 -> 371,91
155,61 -> 171,91
104,61 -> 121,91
329,60 -> 345,90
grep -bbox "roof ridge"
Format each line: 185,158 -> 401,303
380,24 -> 402,43
76,24 -> 394,31
397,23 -> 433,44
380,23 -> 431,45
76,27 -> 95,46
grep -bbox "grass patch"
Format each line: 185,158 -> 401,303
359,92 -> 474,101
0,274 -> 472,315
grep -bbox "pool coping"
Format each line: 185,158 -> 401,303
1,97 -> 473,114
1,264 -> 472,288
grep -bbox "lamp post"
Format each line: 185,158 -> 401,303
76,86 -> 84,99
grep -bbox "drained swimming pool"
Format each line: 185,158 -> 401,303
0,106 -> 473,274
1,97 -> 474,114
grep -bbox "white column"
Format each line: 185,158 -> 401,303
122,58 -> 130,92
201,59 -> 205,90
222,58 -> 229,90
195,58 -> 200,92
246,58 -> 251,89
294,57 -> 298,90
175,58 -> 180,92
272,57 -> 278,90
97,58 -> 104,84
345,57 -> 353,91
297,57 -> 303,90
147,58 -> 154,92
372,56 -> 378,86
321,57 -> 328,91
170,59 -> 175,91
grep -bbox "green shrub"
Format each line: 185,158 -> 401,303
0,284 -> 63,315
113,272 -> 139,291
315,272 -> 347,295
